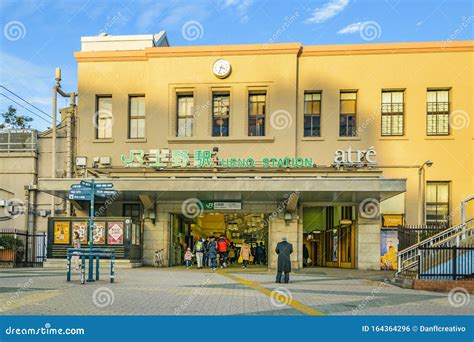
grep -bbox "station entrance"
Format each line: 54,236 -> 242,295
169,212 -> 269,267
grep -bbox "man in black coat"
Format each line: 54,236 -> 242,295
275,237 -> 293,283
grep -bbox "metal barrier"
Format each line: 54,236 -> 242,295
418,245 -> 474,280
66,248 -> 115,284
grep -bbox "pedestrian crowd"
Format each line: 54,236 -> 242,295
184,235 -> 267,270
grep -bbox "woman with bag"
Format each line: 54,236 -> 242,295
240,241 -> 252,269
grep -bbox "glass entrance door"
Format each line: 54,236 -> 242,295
324,224 -> 355,268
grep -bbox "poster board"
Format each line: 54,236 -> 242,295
107,222 -> 123,245
380,230 -> 398,270
53,221 -> 70,244
72,221 -> 88,244
93,222 -> 106,244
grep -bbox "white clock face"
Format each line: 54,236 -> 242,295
212,59 -> 231,78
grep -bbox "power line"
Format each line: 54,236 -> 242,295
0,85 -> 52,118
0,93 -> 52,124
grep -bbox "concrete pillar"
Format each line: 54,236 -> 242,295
143,212 -> 170,266
357,208 -> 381,270
268,217 -> 299,271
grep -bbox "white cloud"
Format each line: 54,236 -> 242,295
337,21 -> 364,34
306,0 -> 350,24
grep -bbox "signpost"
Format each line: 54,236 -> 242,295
68,179 -> 117,282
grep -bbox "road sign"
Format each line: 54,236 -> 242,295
95,190 -> 117,196
95,183 -> 114,189
71,184 -> 87,189
69,189 -> 93,195
80,180 -> 93,188
68,194 -> 92,201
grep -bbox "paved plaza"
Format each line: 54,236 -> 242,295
0,266 -> 472,316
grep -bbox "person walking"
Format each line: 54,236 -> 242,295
203,237 -> 210,268
275,237 -> 293,283
217,235 -> 230,268
71,231 -> 81,270
255,243 -> 263,264
193,237 -> 205,269
240,241 -> 252,269
228,242 -> 236,264
184,248 -> 193,269
207,237 -> 218,270
259,242 -> 267,265
303,244 -> 309,267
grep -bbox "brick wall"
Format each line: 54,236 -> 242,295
413,279 -> 474,293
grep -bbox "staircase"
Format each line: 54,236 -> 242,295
395,218 -> 474,279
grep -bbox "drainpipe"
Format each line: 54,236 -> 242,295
65,101 -> 76,215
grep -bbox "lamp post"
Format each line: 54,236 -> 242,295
418,160 -> 433,225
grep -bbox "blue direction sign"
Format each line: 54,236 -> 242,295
80,180 -> 93,187
69,189 -> 93,195
71,184 -> 87,189
95,183 -> 114,189
68,194 -> 92,201
95,190 -> 117,196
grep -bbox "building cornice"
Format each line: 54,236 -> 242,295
74,40 -> 474,62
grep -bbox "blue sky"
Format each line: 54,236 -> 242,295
0,0 -> 473,130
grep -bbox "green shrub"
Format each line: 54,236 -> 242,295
0,235 -> 23,249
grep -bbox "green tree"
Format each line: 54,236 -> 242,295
0,106 -> 33,129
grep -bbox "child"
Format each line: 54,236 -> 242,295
184,248 -> 193,269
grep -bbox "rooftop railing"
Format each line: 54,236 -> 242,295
0,129 -> 37,152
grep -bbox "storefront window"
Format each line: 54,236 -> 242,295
426,181 -> 450,226
177,94 -> 194,137
212,93 -> 230,137
381,90 -> 404,136
427,89 -> 449,136
129,96 -> 145,139
339,91 -> 357,137
304,92 -> 321,137
248,92 -> 266,136
96,96 -> 112,139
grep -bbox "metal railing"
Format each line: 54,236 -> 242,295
0,129 -> 37,152
418,245 -> 474,280
396,218 -> 474,277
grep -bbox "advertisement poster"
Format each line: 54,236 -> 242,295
72,221 -> 88,244
53,221 -> 70,244
108,222 -> 124,244
380,230 -> 399,270
93,222 -> 106,244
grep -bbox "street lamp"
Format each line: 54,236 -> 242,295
418,160 -> 434,225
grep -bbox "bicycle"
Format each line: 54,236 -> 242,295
154,248 -> 165,267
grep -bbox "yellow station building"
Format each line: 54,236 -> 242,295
1,33 -> 473,271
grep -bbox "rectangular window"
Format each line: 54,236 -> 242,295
381,90 -> 404,136
128,96 -> 145,139
123,203 -> 141,220
427,89 -> 449,136
339,91 -> 357,137
426,181 -> 450,227
96,96 -> 113,139
177,94 -> 194,137
248,92 -> 266,136
212,93 -> 230,137
304,92 -> 321,137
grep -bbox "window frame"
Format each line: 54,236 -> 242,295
176,93 -> 194,137
381,90 -> 405,136
212,92 -> 231,137
339,91 -> 357,137
426,181 -> 450,227
303,91 -> 322,137
128,95 -> 146,139
426,89 -> 450,136
248,91 -> 266,137
95,95 -> 113,139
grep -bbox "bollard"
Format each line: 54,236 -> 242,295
66,254 -> 71,282
110,255 -> 115,283
96,255 -> 100,281
81,254 -> 86,284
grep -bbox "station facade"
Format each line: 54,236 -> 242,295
1,34 -> 473,270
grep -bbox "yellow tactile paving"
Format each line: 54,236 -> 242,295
0,290 -> 61,313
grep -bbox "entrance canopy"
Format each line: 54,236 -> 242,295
38,176 -> 406,203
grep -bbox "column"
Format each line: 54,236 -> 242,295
357,203 -> 382,270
